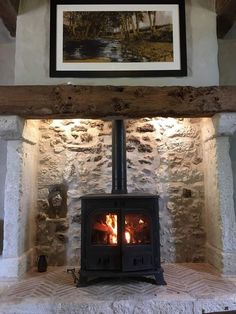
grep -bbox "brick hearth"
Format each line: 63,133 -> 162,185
0,264 -> 236,314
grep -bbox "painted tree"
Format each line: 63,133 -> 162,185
147,11 -> 157,33
134,12 -> 144,35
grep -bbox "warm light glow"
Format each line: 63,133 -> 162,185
125,231 -> 131,244
106,214 -> 117,244
151,117 -> 179,129
139,219 -> 144,224
50,119 -> 81,131
51,119 -> 81,126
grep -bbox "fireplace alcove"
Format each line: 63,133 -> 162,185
0,109 -> 236,279
77,119 -> 165,286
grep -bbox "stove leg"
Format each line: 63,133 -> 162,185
77,274 -> 88,287
154,270 -> 167,285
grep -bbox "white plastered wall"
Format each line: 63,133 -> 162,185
15,0 -> 219,86
201,113 -> 236,275
0,117 -> 39,279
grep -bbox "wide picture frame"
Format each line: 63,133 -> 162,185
50,0 -> 187,77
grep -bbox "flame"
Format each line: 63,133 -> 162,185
106,214 -> 117,244
139,219 -> 144,224
125,231 -> 131,244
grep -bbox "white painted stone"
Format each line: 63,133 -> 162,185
0,20 -> 15,85
15,0 -> 219,86
0,116 -> 24,140
0,139 -> 7,221
216,137 -> 236,252
3,140 -> 23,258
194,297 -> 236,314
213,113 -> 236,136
0,248 -> 34,278
201,114 -> 236,274
1,293 -> 236,314
0,296 -> 195,314
0,116 -> 40,279
219,36 -> 236,86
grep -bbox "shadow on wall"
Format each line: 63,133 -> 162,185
229,131 -> 236,218
187,0 -> 215,12
18,0 -> 46,15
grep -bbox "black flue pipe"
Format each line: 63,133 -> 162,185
112,120 -> 127,194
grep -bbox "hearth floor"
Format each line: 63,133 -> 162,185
0,263 -> 236,314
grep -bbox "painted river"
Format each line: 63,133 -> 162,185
63,39 -> 148,62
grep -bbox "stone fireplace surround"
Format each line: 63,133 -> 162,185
0,113 -> 236,280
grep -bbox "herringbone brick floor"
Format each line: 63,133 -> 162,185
0,263 -> 235,303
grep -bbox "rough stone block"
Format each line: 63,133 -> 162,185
0,116 -> 24,140
213,113 -> 236,136
194,297 -> 236,314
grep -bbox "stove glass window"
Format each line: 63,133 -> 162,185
91,213 -> 118,245
124,213 -> 151,245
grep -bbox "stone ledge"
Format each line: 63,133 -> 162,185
1,295 -> 236,314
0,297 -> 195,314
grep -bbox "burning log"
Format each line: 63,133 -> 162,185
93,222 -> 116,235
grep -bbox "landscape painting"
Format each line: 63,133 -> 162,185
63,11 -> 173,63
50,1 -> 187,77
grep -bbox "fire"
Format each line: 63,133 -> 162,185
125,231 -> 131,244
106,214 -> 117,244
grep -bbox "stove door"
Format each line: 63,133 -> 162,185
122,211 -> 154,271
86,210 -> 121,270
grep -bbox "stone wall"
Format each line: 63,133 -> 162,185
36,118 -> 205,265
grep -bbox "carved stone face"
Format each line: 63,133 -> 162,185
51,192 -> 63,207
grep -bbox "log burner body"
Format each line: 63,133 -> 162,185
80,193 -> 165,285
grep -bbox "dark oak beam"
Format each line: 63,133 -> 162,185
0,85 -> 235,119
216,0 -> 236,38
0,0 -> 19,37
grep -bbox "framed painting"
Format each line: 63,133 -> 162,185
50,0 -> 187,77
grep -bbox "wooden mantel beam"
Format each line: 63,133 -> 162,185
216,0 -> 236,38
0,85 -> 236,119
0,0 -> 19,37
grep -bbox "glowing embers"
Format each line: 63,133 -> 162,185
124,214 -> 151,245
92,213 -> 118,245
91,212 -> 151,246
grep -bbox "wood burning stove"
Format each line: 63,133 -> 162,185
77,120 -> 165,286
